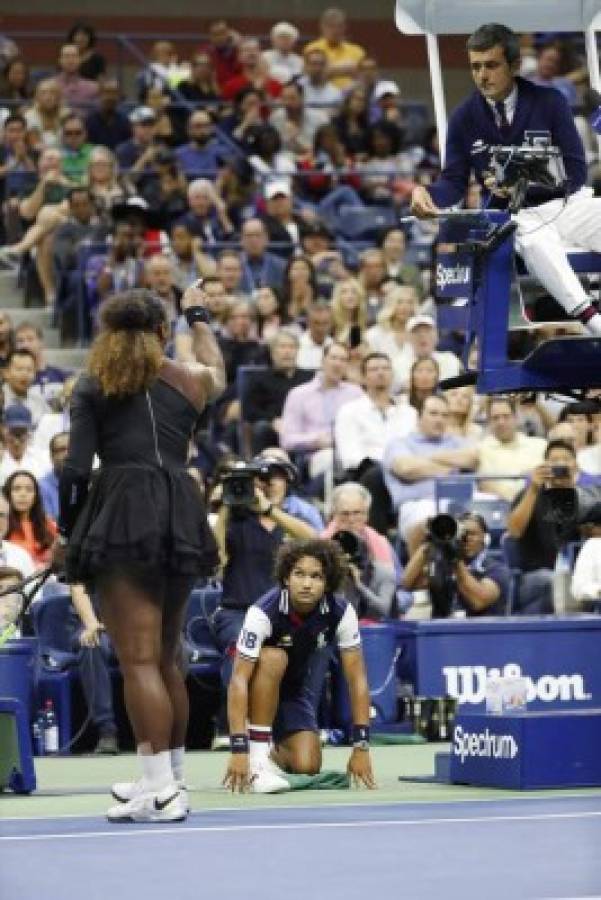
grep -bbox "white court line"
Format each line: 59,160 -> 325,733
2,790 -> 601,822
2,809 -> 601,843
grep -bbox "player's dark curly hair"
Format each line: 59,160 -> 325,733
88,290 -> 167,397
274,539 -> 348,594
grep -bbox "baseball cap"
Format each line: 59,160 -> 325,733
271,21 -> 299,41
129,106 -> 157,125
301,219 -> 332,239
4,404 -> 32,431
373,80 -> 400,102
265,179 -> 292,200
407,314 -> 436,332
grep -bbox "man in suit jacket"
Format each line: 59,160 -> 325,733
410,22 -> 601,336
239,218 -> 286,295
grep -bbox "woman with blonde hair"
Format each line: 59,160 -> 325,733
366,284 -> 419,356
446,385 -> 483,441
86,145 -> 131,217
24,78 -> 68,150
53,286 -> 225,823
331,277 -> 367,344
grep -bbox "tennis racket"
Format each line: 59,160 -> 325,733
0,567 -> 55,647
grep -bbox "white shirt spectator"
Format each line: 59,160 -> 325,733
571,537 -> 601,603
578,444 -> 601,476
335,394 -> 417,471
0,447 -> 50,485
32,410 -> 70,458
296,332 -> 332,371
3,384 -> 50,428
0,539 -> 35,579
298,77 -> 342,116
262,49 -> 304,84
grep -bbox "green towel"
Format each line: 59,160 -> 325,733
283,770 -> 350,790
371,733 -> 427,745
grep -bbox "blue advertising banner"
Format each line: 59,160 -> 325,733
434,252 -> 473,300
396,616 -> 601,712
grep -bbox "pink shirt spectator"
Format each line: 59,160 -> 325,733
280,374 -> 362,452
55,73 -> 99,113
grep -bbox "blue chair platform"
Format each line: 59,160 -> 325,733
0,696 -> 36,793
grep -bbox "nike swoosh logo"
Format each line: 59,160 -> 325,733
154,792 -> 179,811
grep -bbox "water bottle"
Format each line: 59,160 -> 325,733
43,699 -> 59,754
32,714 -> 45,756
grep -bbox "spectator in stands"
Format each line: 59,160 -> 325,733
168,222 -> 211,290
175,109 -> 225,180
281,256 -> 318,323
221,85 -> 265,144
322,481 -> 397,618
0,31 -> 19,70
244,329 -> 312,455
217,248 -> 244,296
60,114 -> 93,185
379,228 -> 424,296
146,150 -> 189,230
0,405 -> 49,484
304,7 -> 366,91
299,49 -> 343,117
14,321 -> 68,406
557,401 -> 593,452
263,22 -> 303,84
578,421 -> 601,478
38,431 -> 69,520
270,80 -> 328,157
239,218 -> 286,294
206,19 -> 242,91
296,301 -> 333,370
0,57 -> 32,104
144,253 -> 181,327
260,179 -> 306,259
222,38 -> 283,103
407,357 -> 440,411
0,113 -> 36,199
115,106 -> 161,189
211,456 -> 318,675
298,123 -> 360,207
141,82 -> 186,149
66,22 -> 106,81
0,310 -> 13,368
528,42 -> 578,108
0,493 -> 34,577
23,78 -> 66,151
178,51 -> 220,105
244,122 -> 296,186
446,385 -> 483,441
371,81 -> 404,127
85,77 -> 131,150
281,341 -> 362,478
335,351 -> 417,476
55,43 -> 99,114
300,228 -> 348,296
331,276 -> 367,344
571,503 -> 601,607
478,396 -> 547,502
174,276 -> 230,361
359,121 -> 411,204
32,375 -> 74,459
0,147 -> 73,304
255,286 -> 290,341
178,177 -> 234,246
403,512 -> 510,617
3,469 -> 56,566
333,86 -> 370,155
393,314 -> 462,390
506,439 -> 589,614
53,186 -> 104,277
365,284 -> 418,373
3,351 -> 49,426
85,219 -> 144,313
358,248 -> 388,325
135,40 -> 186,102
383,394 -> 478,554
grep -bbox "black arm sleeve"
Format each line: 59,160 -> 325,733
58,376 -> 99,538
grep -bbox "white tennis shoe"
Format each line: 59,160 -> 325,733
249,758 -> 290,794
106,784 -> 188,823
112,778 -> 189,811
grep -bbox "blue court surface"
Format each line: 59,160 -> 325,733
2,748 -> 601,899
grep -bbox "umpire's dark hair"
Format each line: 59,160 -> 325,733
274,539 -> 348,594
466,23 -> 521,66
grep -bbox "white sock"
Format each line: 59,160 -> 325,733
170,747 -> 185,784
138,749 -> 174,792
248,724 -> 272,768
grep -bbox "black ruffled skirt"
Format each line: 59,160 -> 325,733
65,465 -> 219,586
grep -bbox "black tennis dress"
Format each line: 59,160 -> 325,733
60,363 -> 218,586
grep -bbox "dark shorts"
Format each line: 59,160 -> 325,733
272,685 -> 318,743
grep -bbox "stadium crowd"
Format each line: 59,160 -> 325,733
0,12 -> 600,755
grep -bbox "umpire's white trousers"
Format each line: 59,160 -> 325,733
514,187 -> 601,316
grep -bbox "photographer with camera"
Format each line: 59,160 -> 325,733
211,454 -> 318,674
410,22 -> 601,336
322,482 -> 397,619
506,439 -> 601,613
402,512 -> 510,618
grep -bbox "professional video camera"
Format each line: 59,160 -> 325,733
488,131 -> 567,212
221,456 -> 297,509
424,514 -> 468,619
